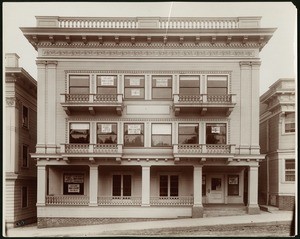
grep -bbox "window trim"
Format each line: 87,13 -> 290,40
22,144 -> 29,168
151,123 -> 172,147
22,104 -> 29,129
151,75 -> 173,100
158,173 -> 180,197
282,112 -> 295,134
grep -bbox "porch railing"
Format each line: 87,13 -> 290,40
150,196 -> 193,206
60,94 -> 123,104
98,196 -> 142,206
174,144 -> 235,154
61,144 -> 122,154
46,195 -> 89,205
174,94 -> 236,104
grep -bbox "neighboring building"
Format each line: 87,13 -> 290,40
21,16 -> 275,228
259,78 -> 296,210
5,53 -> 37,228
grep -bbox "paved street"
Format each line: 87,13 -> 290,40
6,210 -> 293,237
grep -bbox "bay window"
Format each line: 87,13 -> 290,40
206,123 -> 226,144
124,123 -> 144,147
178,123 -> 199,144
97,123 -> 117,144
152,75 -> 172,99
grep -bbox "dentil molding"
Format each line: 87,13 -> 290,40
42,48 -> 258,58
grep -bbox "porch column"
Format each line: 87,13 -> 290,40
141,165 -> 151,206
192,165 -> 204,217
247,165 -> 260,214
37,165 -> 47,206
89,165 -> 98,206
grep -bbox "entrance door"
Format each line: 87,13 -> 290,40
207,175 -> 224,203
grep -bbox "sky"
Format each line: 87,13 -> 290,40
3,2 -> 297,95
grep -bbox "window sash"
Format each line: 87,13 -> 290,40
159,175 -> 179,197
21,187 -> 28,208
22,145 -> 29,167
69,123 -> 90,144
285,159 -> 295,181
206,123 -> 226,144
22,106 -> 29,128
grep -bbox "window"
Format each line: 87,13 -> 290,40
69,123 -> 90,144
178,124 -> 199,144
97,75 -> 117,94
124,75 -> 145,99
211,178 -> 222,191
97,123 -> 117,144
179,76 -> 200,95
63,174 -> 84,195
228,175 -> 239,195
207,75 -> 228,94
206,123 -> 226,144
22,145 -> 29,168
69,75 -> 89,94
285,159 -> 295,181
160,175 -> 178,197
202,175 -> 206,196
112,175 -> 131,196
152,76 -> 172,99
151,124 -> 172,147
21,187 -> 28,208
124,123 -> 144,147
285,112 -> 295,133
22,105 -> 29,128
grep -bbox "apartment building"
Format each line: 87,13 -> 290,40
5,53 -> 37,228
259,78 -> 296,210
21,16 -> 275,228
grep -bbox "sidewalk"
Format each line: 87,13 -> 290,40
6,210 -> 293,237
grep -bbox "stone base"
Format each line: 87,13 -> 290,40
247,205 -> 260,214
192,206 -> 204,218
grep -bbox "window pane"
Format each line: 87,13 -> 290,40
97,87 -> 117,94
124,135 -> 144,147
97,135 -> 117,144
97,124 -> 117,134
124,76 -> 145,87
207,88 -> 227,94
124,88 -> 145,99
152,124 -> 172,135
152,88 -> 172,99
211,178 -> 222,191
179,76 -> 200,87
170,175 -> 178,196
178,135 -> 198,144
22,145 -> 28,167
179,124 -> 198,134
69,75 -> 89,86
228,175 -> 239,196
97,75 -> 117,86
70,124 -> 90,143
179,88 -> 200,95
206,124 -> 226,144
113,175 -> 121,196
207,77 -> 227,87
152,77 -> 172,87
22,187 -> 28,208
123,175 -> 132,196
124,124 -> 144,134
152,135 -> 172,147
160,175 -> 168,196
69,87 -> 89,94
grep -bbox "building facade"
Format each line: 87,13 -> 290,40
259,78 -> 296,210
21,16 -> 275,228
5,53 -> 37,228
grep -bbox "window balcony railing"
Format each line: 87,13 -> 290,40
173,94 -> 236,116
150,196 -> 193,206
46,195 -> 89,205
98,196 -> 142,206
173,144 -> 235,155
60,94 -> 123,115
61,144 -> 123,155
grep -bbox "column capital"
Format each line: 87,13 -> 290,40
47,61 -> 58,67
89,165 -> 99,169
36,60 -> 47,67
251,61 -> 261,69
5,97 -> 21,108
239,61 -> 251,67
193,165 -> 203,169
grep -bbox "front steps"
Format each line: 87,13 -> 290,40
259,205 -> 279,213
203,204 -> 247,217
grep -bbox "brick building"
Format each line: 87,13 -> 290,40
259,78 -> 296,210
5,53 -> 37,228
21,16 -> 275,227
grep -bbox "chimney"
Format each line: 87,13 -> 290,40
5,53 -> 20,67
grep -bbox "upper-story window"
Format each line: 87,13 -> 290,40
69,75 -> 90,94
152,75 -> 172,99
207,75 -> 228,94
22,145 -> 29,168
69,123 -> 90,144
97,75 -> 117,94
206,123 -> 226,144
151,123 -> 172,147
178,123 -> 199,144
124,123 -> 144,147
179,76 -> 200,95
97,123 -> 117,144
124,75 -> 145,99
284,112 -> 295,133
285,159 -> 295,181
22,105 -> 29,128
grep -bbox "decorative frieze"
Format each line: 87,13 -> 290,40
42,48 -> 257,58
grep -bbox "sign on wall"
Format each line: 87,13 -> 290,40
101,124 -> 112,133
156,78 -> 168,87
228,176 -> 239,185
64,174 -> 84,183
128,124 -> 141,134
68,184 -> 80,193
63,174 -> 84,195
211,126 -> 220,134
100,76 -> 114,86
131,89 -> 140,96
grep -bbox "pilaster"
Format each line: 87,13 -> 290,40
37,165 -> 47,206
192,165 -> 203,218
36,60 -> 47,153
247,165 -> 260,214
141,165 -> 151,206
89,165 -> 99,206
46,61 -> 58,154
